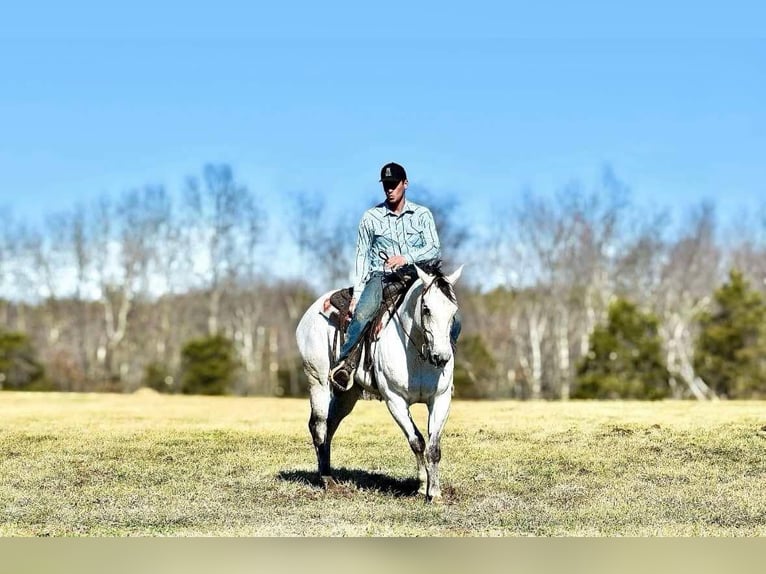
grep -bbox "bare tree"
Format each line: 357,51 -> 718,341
408,186 -> 469,270
182,164 -> 263,336
727,203 -> 766,295
487,190 -> 556,399
228,191 -> 266,394
484,168 -> 632,399
286,190 -> 354,291
654,203 -> 720,399
0,209 -> 19,327
58,205 -> 97,383
146,188 -> 184,374
98,186 -> 172,388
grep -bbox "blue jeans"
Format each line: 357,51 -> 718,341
451,310 -> 462,346
339,272 -> 463,360
339,273 -> 384,359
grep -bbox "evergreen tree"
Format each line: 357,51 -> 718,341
694,269 -> 766,398
574,298 -> 670,399
453,334 -> 497,398
0,330 -> 47,391
142,361 -> 175,393
179,335 -> 240,395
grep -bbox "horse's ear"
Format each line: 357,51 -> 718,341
446,264 -> 464,285
415,264 -> 434,288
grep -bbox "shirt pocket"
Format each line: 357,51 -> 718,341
405,229 -> 426,249
371,233 -> 394,254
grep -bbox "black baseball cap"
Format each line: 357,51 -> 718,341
379,162 -> 407,182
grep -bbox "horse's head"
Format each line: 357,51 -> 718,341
414,264 -> 464,368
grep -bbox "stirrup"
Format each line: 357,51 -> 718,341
330,361 -> 355,392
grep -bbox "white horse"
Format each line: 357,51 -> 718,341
295,263 -> 463,503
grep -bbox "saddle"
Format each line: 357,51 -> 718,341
324,265 -> 422,384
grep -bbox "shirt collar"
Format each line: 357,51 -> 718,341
381,199 -> 415,216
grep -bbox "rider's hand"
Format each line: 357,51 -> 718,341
384,254 -> 407,271
348,297 -> 357,316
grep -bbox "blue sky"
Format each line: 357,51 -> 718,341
2,2 -> 765,252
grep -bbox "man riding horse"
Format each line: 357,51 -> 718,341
329,162 -> 462,390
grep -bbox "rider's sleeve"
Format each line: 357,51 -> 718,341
352,215 -> 373,298
404,208 -> 441,265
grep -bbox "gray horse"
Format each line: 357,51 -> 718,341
295,264 -> 463,502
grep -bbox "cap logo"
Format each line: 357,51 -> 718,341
385,167 -> 392,177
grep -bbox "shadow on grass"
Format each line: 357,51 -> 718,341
278,468 -> 420,498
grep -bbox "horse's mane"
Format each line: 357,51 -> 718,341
418,259 -> 457,304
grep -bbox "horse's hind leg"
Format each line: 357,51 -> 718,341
324,385 -> 363,470
425,391 -> 453,503
308,378 -> 333,485
309,381 -> 362,488
384,394 -> 427,497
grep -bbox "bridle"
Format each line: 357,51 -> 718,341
391,280 -> 438,367
388,280 -> 439,364
417,279 -> 438,360
379,251 -> 442,366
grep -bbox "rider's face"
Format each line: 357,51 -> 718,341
382,179 -> 406,205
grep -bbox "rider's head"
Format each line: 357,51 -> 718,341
379,162 -> 408,196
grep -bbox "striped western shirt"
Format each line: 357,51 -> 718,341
352,199 -> 441,297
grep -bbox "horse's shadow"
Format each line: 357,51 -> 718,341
278,468 -> 420,498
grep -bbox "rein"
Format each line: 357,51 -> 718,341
389,278 -> 436,365
377,252 -> 439,366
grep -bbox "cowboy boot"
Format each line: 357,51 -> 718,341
330,345 -> 362,391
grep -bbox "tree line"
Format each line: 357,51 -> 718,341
1,164 -> 765,399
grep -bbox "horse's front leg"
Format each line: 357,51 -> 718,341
384,393 -> 427,497
425,390 -> 453,503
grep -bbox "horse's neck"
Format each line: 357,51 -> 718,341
394,279 -> 424,332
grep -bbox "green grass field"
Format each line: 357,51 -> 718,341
1,391 -> 765,536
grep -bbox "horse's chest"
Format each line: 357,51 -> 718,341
376,362 -> 450,403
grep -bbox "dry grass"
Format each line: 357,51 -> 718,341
1,391 -> 765,536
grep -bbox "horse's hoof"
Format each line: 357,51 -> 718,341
321,475 -> 339,490
426,494 -> 444,505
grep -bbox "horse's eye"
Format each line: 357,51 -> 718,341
422,305 -> 431,316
